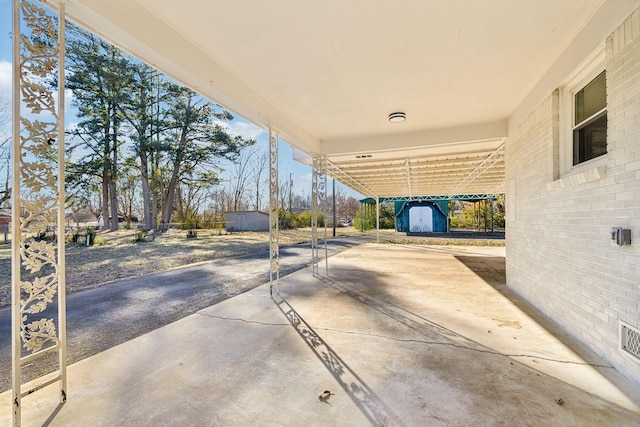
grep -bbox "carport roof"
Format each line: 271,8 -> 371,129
44,0 -> 637,197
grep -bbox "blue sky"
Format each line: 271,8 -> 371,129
0,0 -> 361,201
0,0 -> 10,98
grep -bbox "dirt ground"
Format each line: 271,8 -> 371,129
0,226 -> 503,308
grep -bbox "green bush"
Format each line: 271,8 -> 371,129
353,203 -> 395,231
278,209 -> 324,228
134,229 -> 145,242
449,198 -> 505,230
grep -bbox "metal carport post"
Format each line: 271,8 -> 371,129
12,1 -> 68,425
311,155 -> 328,276
269,129 -> 279,296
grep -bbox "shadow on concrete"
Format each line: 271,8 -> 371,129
454,255 -> 626,373
315,263 -> 618,371
273,294 -> 407,427
312,256 -> 640,420
41,402 -> 65,427
454,255 -> 506,286
314,273 -> 486,352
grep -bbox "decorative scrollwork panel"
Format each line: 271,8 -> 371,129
311,155 -> 327,276
15,0 -> 62,357
268,130 -> 279,295
12,0 -> 67,424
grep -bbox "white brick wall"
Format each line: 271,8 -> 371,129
506,7 -> 640,386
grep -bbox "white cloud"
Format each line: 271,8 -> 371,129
300,172 -> 312,184
214,118 -> 266,140
51,88 -> 75,111
64,88 -> 74,104
0,60 -> 10,97
0,60 -> 74,109
296,172 -> 312,194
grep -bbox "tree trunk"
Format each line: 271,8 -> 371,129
151,192 -> 159,230
150,150 -> 160,230
139,153 -> 152,230
161,124 -> 189,228
109,117 -> 120,231
101,169 -> 109,229
109,175 -> 119,230
161,163 -> 180,227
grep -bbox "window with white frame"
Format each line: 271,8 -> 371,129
559,44 -> 606,177
572,70 -> 607,165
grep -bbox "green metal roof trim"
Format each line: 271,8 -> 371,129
359,193 -> 502,203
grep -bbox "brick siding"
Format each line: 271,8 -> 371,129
506,7 -> 640,386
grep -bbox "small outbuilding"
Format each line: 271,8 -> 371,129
225,211 -> 269,232
395,200 -> 448,233
0,209 -> 10,228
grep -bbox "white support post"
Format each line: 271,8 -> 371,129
57,2 -> 68,404
376,197 -> 380,242
11,1 -> 21,422
12,1 -> 67,424
311,155 -> 328,276
311,156 -> 319,276
269,130 -> 279,295
320,157 -> 328,275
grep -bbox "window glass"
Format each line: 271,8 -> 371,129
573,114 -> 607,165
575,71 -> 606,125
573,70 -> 606,166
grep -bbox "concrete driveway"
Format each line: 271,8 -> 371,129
0,237 -> 368,392
2,242 -> 639,426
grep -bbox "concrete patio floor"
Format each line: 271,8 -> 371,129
2,242 -> 640,426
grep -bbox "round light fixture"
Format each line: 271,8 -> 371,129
388,112 -> 406,123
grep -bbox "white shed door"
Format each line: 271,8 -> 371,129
409,206 -> 433,232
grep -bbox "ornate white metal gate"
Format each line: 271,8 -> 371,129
269,130 -> 279,295
311,155 -> 328,276
12,1 -> 67,425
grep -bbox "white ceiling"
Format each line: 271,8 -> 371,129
55,0 -> 617,197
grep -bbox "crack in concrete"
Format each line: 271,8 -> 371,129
197,312 -> 289,327
200,312 -> 612,369
315,327 -> 613,368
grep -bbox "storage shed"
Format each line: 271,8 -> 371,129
395,200 -> 448,233
225,211 -> 269,232
0,210 -> 10,227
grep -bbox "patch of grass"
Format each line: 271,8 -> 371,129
380,237 -> 505,247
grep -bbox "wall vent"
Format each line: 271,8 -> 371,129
621,322 -> 640,360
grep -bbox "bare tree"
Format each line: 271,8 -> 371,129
249,146 -> 269,211
207,187 -> 230,220
339,195 -> 360,220
0,94 -> 10,207
227,148 -> 255,211
278,173 -> 291,214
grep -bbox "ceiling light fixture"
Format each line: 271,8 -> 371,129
388,112 -> 406,123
